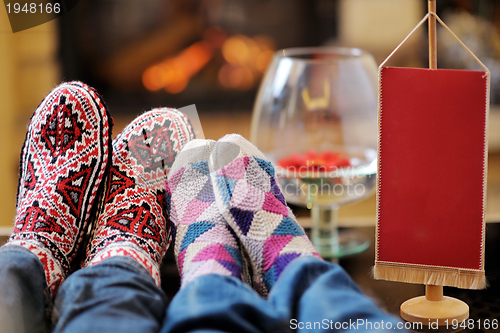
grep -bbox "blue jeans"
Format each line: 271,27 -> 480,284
0,245 -> 407,332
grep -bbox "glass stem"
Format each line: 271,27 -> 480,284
311,203 -> 340,259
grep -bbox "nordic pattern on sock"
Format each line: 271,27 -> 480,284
86,109 -> 195,286
8,82 -> 112,295
211,154 -> 321,296
168,160 -> 243,287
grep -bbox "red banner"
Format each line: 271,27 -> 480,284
374,67 -> 487,289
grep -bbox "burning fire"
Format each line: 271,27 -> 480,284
142,28 -> 275,94
142,41 -> 213,94
219,34 -> 275,90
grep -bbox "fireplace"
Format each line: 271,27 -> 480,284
57,0 -> 339,114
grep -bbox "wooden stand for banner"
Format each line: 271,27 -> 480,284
400,285 -> 469,325
399,1 -> 470,325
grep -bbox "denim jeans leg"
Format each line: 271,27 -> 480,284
269,256 -> 408,332
53,256 -> 169,333
161,257 -> 407,333
161,274 -> 290,333
0,245 -> 51,333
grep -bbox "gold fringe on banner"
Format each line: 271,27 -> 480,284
373,261 -> 486,290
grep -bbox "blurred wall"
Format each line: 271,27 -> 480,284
338,0 -> 425,66
0,9 -> 60,232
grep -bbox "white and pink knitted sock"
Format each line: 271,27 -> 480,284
209,134 -> 322,297
167,140 -> 244,287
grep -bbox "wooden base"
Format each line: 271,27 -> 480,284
400,296 -> 469,326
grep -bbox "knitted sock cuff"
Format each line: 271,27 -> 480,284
7,239 -> 65,297
87,242 -> 161,287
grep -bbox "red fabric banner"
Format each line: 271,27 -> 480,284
376,67 -> 487,275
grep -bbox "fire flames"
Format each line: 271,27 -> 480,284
142,27 -> 275,94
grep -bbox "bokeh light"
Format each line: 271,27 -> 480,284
143,28 -> 276,93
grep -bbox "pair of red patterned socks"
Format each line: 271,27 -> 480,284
6,82 -> 195,295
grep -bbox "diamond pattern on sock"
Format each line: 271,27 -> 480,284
15,201 -> 63,234
181,200 -> 212,225
105,166 -> 135,204
229,207 -> 254,236
246,211 -> 282,241
168,141 -> 243,287
56,162 -> 95,218
40,94 -> 84,159
209,134 -> 321,297
230,180 -> 265,211
180,222 -> 215,251
7,82 -> 112,296
273,217 -> 305,236
263,235 -> 293,271
24,159 -> 38,191
85,108 -> 194,286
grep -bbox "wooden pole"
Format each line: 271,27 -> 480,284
428,0 -> 437,68
425,284 -> 443,301
426,0 -> 442,301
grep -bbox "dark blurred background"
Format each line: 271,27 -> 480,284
54,0 -> 500,113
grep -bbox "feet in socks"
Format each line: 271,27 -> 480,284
167,139 -> 245,287
209,134 -> 321,296
85,108 -> 194,286
7,82 -> 113,295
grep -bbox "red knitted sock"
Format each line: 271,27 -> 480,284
7,82 -> 113,296
85,108 -> 194,286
